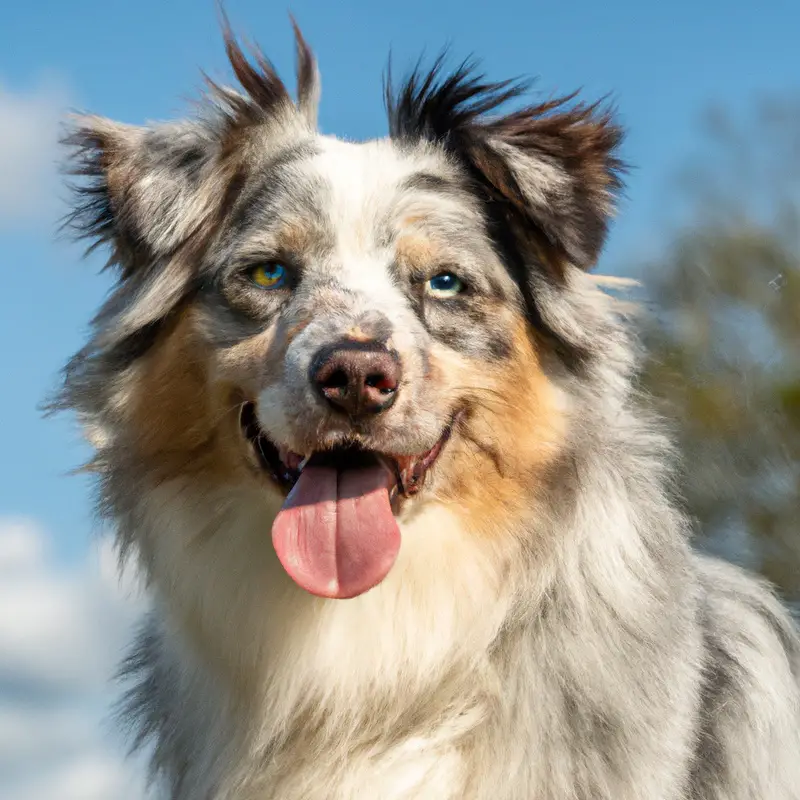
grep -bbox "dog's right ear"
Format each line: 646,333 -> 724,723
62,115 -> 239,352
63,116 -> 226,277
63,19 -> 320,280
62,21 -> 320,346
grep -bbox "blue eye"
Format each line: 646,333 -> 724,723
250,262 -> 287,289
426,272 -> 465,299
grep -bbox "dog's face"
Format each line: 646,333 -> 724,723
61,28 -> 623,605
203,133 -> 568,598
215,135 -> 513,467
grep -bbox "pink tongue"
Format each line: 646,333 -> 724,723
271,462 -> 400,599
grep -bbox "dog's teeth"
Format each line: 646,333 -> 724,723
282,451 -> 303,472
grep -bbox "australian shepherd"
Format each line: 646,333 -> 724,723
57,19 -> 800,800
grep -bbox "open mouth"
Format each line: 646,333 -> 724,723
239,401 -> 459,600
239,401 -> 455,499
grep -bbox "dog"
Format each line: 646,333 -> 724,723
56,20 -> 800,800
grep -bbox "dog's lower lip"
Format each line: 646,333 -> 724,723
239,402 -> 299,489
239,402 -> 457,497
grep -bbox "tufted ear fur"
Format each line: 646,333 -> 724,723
60,21 -> 320,351
63,117 -> 227,276
63,20 -> 319,275
386,58 -> 625,280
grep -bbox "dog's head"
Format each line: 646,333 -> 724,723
60,24 -> 624,603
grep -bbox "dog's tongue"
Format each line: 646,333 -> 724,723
271,455 -> 400,599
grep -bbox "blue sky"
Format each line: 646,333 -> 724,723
0,0 -> 798,797
3,0 -> 800,564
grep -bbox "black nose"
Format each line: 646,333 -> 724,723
310,340 -> 401,417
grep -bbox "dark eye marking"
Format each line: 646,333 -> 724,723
401,172 -> 458,194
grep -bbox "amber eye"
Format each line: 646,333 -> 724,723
250,262 -> 287,289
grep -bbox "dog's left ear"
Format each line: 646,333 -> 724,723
387,61 -> 624,278
470,99 -> 624,276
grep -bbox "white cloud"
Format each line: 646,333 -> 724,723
0,519 -> 45,572
0,518 -> 154,800
3,752 -> 148,800
0,78 -> 71,229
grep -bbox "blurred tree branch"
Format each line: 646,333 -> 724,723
639,95 -> 800,602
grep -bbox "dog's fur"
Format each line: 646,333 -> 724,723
57,22 -> 800,800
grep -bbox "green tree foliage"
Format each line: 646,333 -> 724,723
638,97 -> 800,603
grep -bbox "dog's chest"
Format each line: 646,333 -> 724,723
247,735 -> 466,800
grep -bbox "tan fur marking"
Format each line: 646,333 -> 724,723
120,309 -> 253,486
215,327 -> 277,392
346,325 -> 373,342
431,325 -> 566,537
277,220 -> 317,256
284,319 -> 311,345
395,234 -> 443,269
